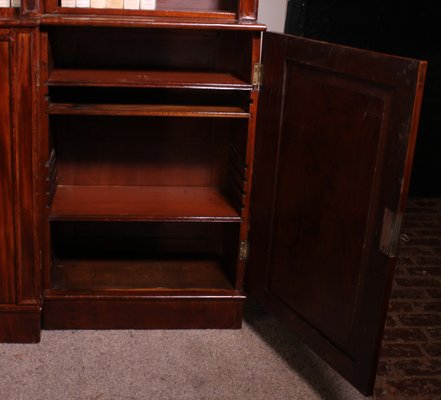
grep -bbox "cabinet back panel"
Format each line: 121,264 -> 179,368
53,116 -> 229,187
48,28 -> 217,71
50,221 -> 240,290
45,28 -> 253,84
52,222 -> 233,257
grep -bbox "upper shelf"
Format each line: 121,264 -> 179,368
40,14 -> 266,30
47,69 -> 253,90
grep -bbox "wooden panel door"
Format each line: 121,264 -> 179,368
247,32 -> 426,395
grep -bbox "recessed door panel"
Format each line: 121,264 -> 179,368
0,33 -> 16,304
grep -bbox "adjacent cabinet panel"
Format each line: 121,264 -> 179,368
248,32 -> 426,395
0,28 -> 41,343
0,30 -> 15,307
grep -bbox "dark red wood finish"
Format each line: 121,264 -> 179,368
0,29 -> 16,307
247,32 -> 426,395
11,28 -> 40,306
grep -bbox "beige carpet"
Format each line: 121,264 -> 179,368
0,303 -> 370,400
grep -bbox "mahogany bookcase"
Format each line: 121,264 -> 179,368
0,0 -> 426,395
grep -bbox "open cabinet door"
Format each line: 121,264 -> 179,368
247,32 -> 426,395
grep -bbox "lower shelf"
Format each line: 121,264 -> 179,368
53,258 -> 234,290
42,296 -> 244,330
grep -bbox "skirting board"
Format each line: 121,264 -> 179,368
43,297 -> 245,329
0,305 -> 42,343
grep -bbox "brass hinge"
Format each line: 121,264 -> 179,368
239,240 -> 249,261
253,63 -> 264,89
380,208 -> 404,258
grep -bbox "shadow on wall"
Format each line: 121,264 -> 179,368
285,0 -> 441,197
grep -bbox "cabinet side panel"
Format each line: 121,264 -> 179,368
0,36 -> 16,305
11,29 -> 39,305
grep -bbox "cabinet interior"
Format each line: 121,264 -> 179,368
45,27 -> 254,87
47,115 -> 248,216
42,26 -> 253,297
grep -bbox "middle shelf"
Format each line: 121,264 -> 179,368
47,69 -> 253,90
46,115 -> 248,222
49,185 -> 242,222
48,103 -> 251,118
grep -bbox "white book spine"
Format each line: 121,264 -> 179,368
11,0 -> 19,7
90,0 -> 106,8
61,0 -> 76,7
76,0 -> 90,7
0,0 -> 11,7
124,0 -> 139,10
140,0 -> 155,10
107,0 -> 123,8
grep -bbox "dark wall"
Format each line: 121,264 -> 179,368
285,0 -> 441,196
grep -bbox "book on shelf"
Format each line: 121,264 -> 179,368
61,0 -> 76,7
90,0 -> 106,8
140,0 -> 155,10
0,0 -> 11,7
124,0 -> 139,9
76,0 -> 90,7
107,0 -> 123,8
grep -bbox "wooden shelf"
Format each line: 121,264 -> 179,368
49,185 -> 241,222
48,103 -> 251,118
47,69 -> 253,90
52,257 -> 234,291
40,14 -> 266,31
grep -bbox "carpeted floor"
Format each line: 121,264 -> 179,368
0,302 -> 367,400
